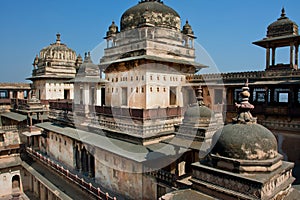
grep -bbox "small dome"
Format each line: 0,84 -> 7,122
182,20 -> 194,35
267,8 -> 298,37
183,87 -> 214,124
211,124 -> 278,160
106,21 -> 119,37
184,104 -> 213,119
120,0 -> 181,31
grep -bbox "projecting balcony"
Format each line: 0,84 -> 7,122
49,100 -> 185,122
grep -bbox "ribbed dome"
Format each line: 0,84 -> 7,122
211,82 -> 278,161
267,8 -> 298,37
120,0 -> 181,31
211,124 -> 278,160
39,33 -> 77,61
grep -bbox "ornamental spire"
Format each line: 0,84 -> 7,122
196,86 -> 205,106
281,7 -> 286,17
233,79 -> 257,124
56,33 -> 61,44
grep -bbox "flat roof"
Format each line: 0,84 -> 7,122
100,55 -> 208,69
1,112 -> 27,122
253,35 -> 300,48
35,122 -> 189,162
68,76 -> 108,83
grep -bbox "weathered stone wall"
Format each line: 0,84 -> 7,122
46,131 -> 74,168
93,147 -> 157,199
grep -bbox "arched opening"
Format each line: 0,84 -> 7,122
75,146 -> 80,171
12,175 -> 20,190
81,147 -> 88,174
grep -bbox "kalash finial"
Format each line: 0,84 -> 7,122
279,7 -> 287,19
281,7 -> 286,17
56,33 -> 61,44
233,79 -> 257,124
196,86 -> 205,106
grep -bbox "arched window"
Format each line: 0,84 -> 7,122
12,175 -> 20,190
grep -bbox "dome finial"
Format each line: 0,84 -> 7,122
56,33 -> 61,44
281,7 -> 286,18
196,86 -> 205,106
233,79 -> 257,124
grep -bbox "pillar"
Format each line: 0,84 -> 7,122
272,47 -> 276,66
78,147 -> 82,172
290,43 -> 294,69
266,47 -> 270,69
145,28 -> 148,38
73,146 -> 77,169
295,44 -> 299,68
88,153 -> 92,178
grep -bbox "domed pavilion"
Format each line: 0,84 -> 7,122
253,8 -> 300,71
28,33 -> 82,100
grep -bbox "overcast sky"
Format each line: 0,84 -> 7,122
0,0 -> 299,82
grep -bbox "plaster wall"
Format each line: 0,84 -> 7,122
93,148 -> 156,199
105,66 -> 185,109
46,132 -> 74,168
0,170 -> 22,197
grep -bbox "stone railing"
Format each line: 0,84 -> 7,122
0,125 -> 19,131
26,147 -> 117,200
187,69 -> 300,82
0,98 -> 11,104
145,168 -> 177,187
0,143 -> 20,151
49,100 -> 185,122
226,104 -> 300,117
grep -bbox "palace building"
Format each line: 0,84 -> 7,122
0,1 -> 300,199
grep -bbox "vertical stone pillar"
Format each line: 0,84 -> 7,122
272,47 -> 276,66
266,47 -> 270,69
145,28 -> 148,38
78,147 -> 82,172
88,153 -> 92,178
295,44 -> 299,68
290,43 -> 294,69
73,146 -> 77,169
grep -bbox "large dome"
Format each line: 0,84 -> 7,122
39,33 -> 77,61
120,0 -> 181,31
211,123 -> 278,160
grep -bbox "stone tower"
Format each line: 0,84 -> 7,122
98,0 -> 207,142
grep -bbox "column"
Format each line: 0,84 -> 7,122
145,28 -> 148,38
295,44 -> 299,68
192,39 -> 195,48
88,153 -> 92,178
272,47 -> 276,66
78,147 -> 82,172
266,47 -> 270,69
73,146 -> 77,169
290,43 -> 294,69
